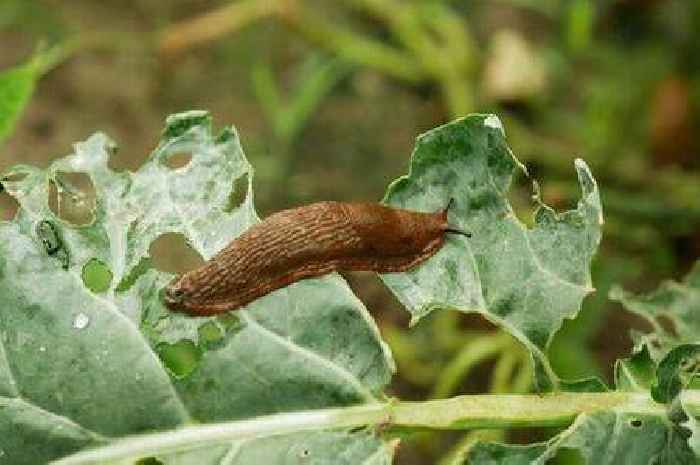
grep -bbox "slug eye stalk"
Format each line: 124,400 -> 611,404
444,198 -> 471,237
445,228 -> 471,238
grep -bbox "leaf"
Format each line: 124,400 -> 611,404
611,260 -> 700,404
381,114 -> 603,390
0,45 -> 70,148
467,262 -> 700,464
156,431 -> 395,465
610,261 -> 700,351
466,410 -> 699,465
615,343 -> 656,392
0,111 -> 394,464
0,59 -> 40,146
653,344 -> 700,404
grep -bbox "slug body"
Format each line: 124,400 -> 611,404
164,201 -> 465,316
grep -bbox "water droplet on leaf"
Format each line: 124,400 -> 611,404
73,313 -> 90,330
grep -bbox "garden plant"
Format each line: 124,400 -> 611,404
0,109 -> 698,464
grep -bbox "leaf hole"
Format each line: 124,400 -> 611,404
216,313 -> 246,336
629,418 -> 643,428
49,172 -> 96,225
546,448 -> 584,465
225,173 -> 249,212
0,190 -> 19,221
136,458 -> 164,465
507,168 -> 537,229
680,356 -> 700,376
157,340 -> 201,379
164,152 -> 192,170
198,321 -> 225,349
149,233 -> 205,274
115,256 -> 153,292
1,172 -> 28,183
81,258 -> 113,293
654,314 -> 679,338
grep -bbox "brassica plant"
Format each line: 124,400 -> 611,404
0,111 -> 697,465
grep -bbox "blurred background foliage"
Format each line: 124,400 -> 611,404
1,1 -> 699,464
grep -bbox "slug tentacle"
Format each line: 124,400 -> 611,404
445,228 -> 471,238
164,200 -> 469,316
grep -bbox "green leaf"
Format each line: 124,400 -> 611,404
466,409 -> 699,465
615,343 -> 656,392
0,111 -> 393,464
0,45 -> 71,148
611,260 -> 700,403
0,59 -> 40,146
610,261 -> 700,351
155,431 -> 394,465
653,344 -> 700,404
468,262 -> 700,464
5,111 -> 693,465
381,114 -> 603,390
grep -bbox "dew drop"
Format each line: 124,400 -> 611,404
73,313 -> 90,330
39,346 -> 46,352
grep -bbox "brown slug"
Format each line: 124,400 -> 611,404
163,200 -> 469,316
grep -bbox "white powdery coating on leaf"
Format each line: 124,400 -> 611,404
483,115 -> 504,134
0,111 -> 396,464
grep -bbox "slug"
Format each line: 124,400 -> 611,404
164,200 -> 469,316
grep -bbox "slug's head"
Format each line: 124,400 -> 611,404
163,276 -> 199,314
442,198 -> 471,238
163,273 -> 234,317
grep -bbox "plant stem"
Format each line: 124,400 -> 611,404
158,0 -> 281,56
52,391 -> 681,465
282,4 -> 424,83
391,392 -> 665,429
431,331 -> 514,399
490,347 -> 522,394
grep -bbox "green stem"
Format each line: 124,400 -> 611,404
393,392 -> 666,429
158,0 -> 281,55
511,349 -> 535,393
490,347 -> 521,394
284,10 -> 424,83
440,70 -> 474,118
431,332 -> 513,399
32,41 -> 80,75
52,391 -> 679,465
346,0 -> 476,117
